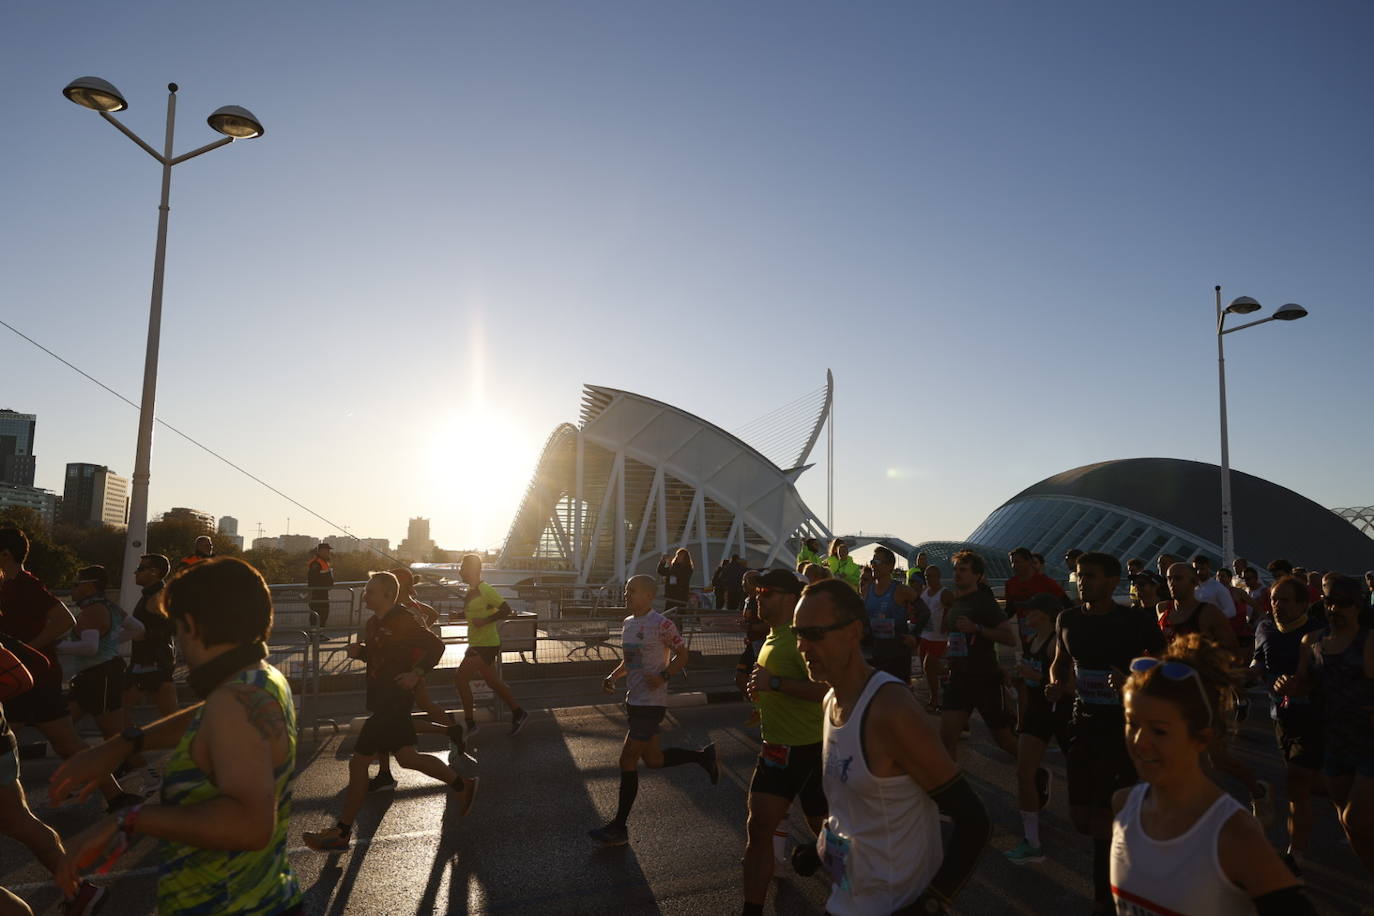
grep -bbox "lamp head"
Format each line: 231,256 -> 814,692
207,105 -> 265,139
1273,303 -> 1308,321
63,76 -> 128,113
1225,295 -> 1262,315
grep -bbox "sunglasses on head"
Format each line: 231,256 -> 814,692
1129,657 -> 1213,727
792,620 -> 853,642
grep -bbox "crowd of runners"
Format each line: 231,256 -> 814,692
0,519 -> 1371,913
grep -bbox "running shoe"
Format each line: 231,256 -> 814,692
105,791 -> 143,814
303,825 -> 351,851
702,742 -> 719,785
454,775 -> 479,816
1035,767 -> 1052,810
509,708 -> 529,736
63,881 -> 107,916
587,822 -> 629,846
1251,780 -> 1275,829
139,765 -> 162,800
1004,840 -> 1045,865
367,772 -> 397,793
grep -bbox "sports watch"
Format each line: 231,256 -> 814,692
769,675 -> 782,692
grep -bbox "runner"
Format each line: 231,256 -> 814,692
51,557 -> 305,915
0,528 -> 139,813
1283,574 -> 1374,876
1191,554 -> 1238,622
1111,634 -> 1314,915
1047,551 -> 1164,914
589,574 -> 717,846
1162,562 -> 1273,826
741,569 -> 827,915
306,542 -> 333,627
1004,547 -> 1069,729
917,565 -> 952,713
452,554 -> 528,736
124,554 -> 178,719
1242,565 -> 1272,626
58,566 -> 143,746
1128,571 -> 1166,615
939,550 -> 1018,761
303,572 -> 477,851
1005,593 -> 1071,866
802,563 -> 831,584
860,547 -> 918,683
1063,548 -> 1084,600
1250,575 -> 1326,873
906,550 -> 929,587
793,579 -> 990,914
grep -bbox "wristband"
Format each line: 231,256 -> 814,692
119,803 -> 143,837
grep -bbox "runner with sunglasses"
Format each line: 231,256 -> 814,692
1047,551 -> 1164,915
793,579 -> 989,915
741,569 -> 827,916
1111,634 -> 1313,915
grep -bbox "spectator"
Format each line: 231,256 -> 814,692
656,549 -> 694,612
795,538 -> 822,574
306,542 -> 333,627
825,540 -> 861,592
175,536 -> 214,574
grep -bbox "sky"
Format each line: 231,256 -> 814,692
3,1 -> 1372,553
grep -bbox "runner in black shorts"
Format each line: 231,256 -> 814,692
1048,552 -> 1163,914
742,570 -> 828,915
124,554 -> 178,719
939,550 -> 1018,761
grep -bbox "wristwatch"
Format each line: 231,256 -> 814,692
120,725 -> 145,756
769,675 -> 782,692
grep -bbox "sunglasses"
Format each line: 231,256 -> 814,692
1128,657 -> 1213,727
792,620 -> 853,642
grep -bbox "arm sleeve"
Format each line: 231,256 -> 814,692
924,773 -> 991,902
120,614 -> 147,642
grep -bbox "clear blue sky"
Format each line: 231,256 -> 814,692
4,1 -> 1371,551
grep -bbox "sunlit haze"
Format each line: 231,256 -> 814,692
4,3 -> 1372,552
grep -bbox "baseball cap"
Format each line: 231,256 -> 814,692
317,542 -> 332,550
756,568 -> 804,594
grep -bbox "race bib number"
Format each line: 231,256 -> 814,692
1075,666 -> 1119,705
871,618 -> 896,640
761,741 -> 791,769
1021,656 -> 1043,687
945,631 -> 968,658
623,646 -> 643,670
1018,615 -> 1034,640
819,823 -> 852,892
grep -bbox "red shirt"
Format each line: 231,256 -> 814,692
1004,573 -> 1068,622
0,570 -> 65,688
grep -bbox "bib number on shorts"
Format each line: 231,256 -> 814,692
1075,666 -> 1118,705
760,741 -> 791,769
945,632 -> 968,658
819,823 -> 852,892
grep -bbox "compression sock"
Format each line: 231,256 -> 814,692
613,770 -> 639,826
1092,838 -> 1111,905
1021,811 -> 1040,847
660,747 -> 703,768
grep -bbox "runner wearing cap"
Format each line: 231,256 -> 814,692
588,575 -> 718,846
741,569 -> 827,915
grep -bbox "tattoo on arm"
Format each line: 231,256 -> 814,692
228,683 -> 286,743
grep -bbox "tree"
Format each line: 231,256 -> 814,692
147,516 -> 242,564
51,521 -> 125,573
0,507 -> 79,588
241,547 -> 290,585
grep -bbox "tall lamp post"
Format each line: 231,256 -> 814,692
63,77 -> 264,611
1215,285 -> 1308,568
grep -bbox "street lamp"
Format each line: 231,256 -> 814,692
64,77 -> 264,611
1215,285 -> 1309,568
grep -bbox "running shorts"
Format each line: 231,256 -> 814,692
464,646 -> 501,666
918,638 -> 947,659
1323,732 -> 1374,781
1274,710 -> 1324,772
1021,697 -> 1071,754
749,740 -> 827,818
356,709 -> 417,756
872,653 -> 912,684
943,673 -> 1012,730
69,658 -> 125,717
5,681 -> 68,726
127,664 -> 174,693
1067,728 -> 1136,811
626,704 -> 666,741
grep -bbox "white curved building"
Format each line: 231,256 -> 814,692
493,379 -> 832,588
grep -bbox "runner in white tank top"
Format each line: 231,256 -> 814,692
920,586 -> 948,642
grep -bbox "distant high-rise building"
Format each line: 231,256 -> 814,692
326,536 -> 391,555
398,516 -> 437,562
0,409 -> 37,488
217,516 -> 244,550
278,534 -> 316,554
251,536 -> 281,551
161,507 -> 216,532
0,483 -> 59,527
62,463 -> 129,528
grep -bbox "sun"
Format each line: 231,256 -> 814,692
424,405 -> 536,550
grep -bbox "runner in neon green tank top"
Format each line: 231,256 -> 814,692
49,558 -> 304,915
452,553 -> 528,735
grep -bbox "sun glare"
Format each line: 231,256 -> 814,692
425,405 -> 533,550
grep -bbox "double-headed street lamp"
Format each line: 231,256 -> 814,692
63,77 -> 264,611
1215,285 -> 1308,569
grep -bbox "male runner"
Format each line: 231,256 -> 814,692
303,572 -> 477,851
124,554 -> 177,719
939,550 -> 1018,760
589,575 -> 718,846
1047,551 -> 1163,914
906,550 -> 929,587
860,547 -> 919,683
452,554 -> 527,736
917,565 -> 953,712
0,528 -> 138,813
52,557 -> 304,915
794,579 -> 990,914
1003,547 -> 1069,730
742,569 -> 827,916
1191,554 -> 1238,621
306,542 -> 333,627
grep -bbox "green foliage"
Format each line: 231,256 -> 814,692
0,506 -> 79,587
241,547 -> 290,584
51,521 -> 125,573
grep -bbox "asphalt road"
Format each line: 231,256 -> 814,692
3,697 -> 1371,914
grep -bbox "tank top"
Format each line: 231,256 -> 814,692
1311,628 -> 1374,744
158,665 -> 302,915
1110,782 -> 1251,916
821,671 -> 941,915
920,588 -> 947,642
863,582 -> 907,657
67,598 -> 126,677
1157,600 -> 1203,643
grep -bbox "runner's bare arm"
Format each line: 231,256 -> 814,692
1199,604 -> 1239,650
1217,809 -> 1302,898
34,600 -> 77,648
50,705 -> 203,805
